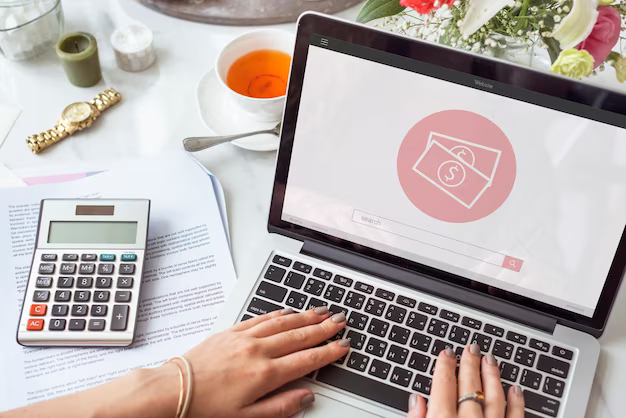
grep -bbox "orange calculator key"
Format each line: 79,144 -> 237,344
30,304 -> 47,316
27,319 -> 44,331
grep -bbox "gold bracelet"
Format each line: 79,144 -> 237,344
168,356 -> 193,418
169,360 -> 185,418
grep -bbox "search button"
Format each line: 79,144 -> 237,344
502,256 -> 523,272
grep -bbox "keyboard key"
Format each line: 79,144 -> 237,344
328,304 -> 348,316
408,352 -> 430,372
100,254 -> 115,261
97,263 -> 114,275
323,285 -> 345,303
543,376 -> 565,398
369,359 -> 391,379
74,291 -> 90,302
492,340 -> 514,360
247,297 -> 282,315
316,365 -> 410,412
35,277 -> 52,288
406,312 -> 428,331
285,291 -> 307,310
117,277 -> 134,289
536,354 -> 570,379
41,254 -> 57,261
471,332 -> 493,352
330,328 -> 346,342
410,332 -> 432,352
49,318 -> 66,331
418,302 -> 438,315
484,324 -> 505,337
427,318 -> 449,338
529,338 -> 550,353
389,325 -> 410,345
58,277 -> 74,288
121,254 -> 137,262
431,339 -> 454,356
272,255 -> 292,267
387,345 -> 409,365
81,254 -> 97,261
313,268 -> 332,280
71,304 -> 88,316
306,298 -> 327,310
96,277 -> 112,288
334,275 -> 353,287
115,291 -> 132,303
241,314 -> 253,322
264,265 -> 286,283
520,369 -> 542,390
89,319 -> 106,331
499,362 -> 520,382
354,281 -> 374,294
461,316 -> 482,330
51,304 -> 68,316
396,295 -> 416,308
501,382 -> 512,397
60,263 -> 77,274
346,352 -> 369,372
284,272 -> 305,289
303,278 -> 325,296
39,263 -> 55,274
440,309 -> 459,322
347,312 -> 369,330
335,353 -> 347,365
454,346 -> 464,363
33,290 -> 50,302
552,346 -> 573,360
448,325 -> 470,345
344,291 -> 366,309
368,318 -> 390,338
293,262 -> 312,274
69,319 -> 86,331
364,298 -> 386,317
365,337 -> 388,357
78,263 -> 95,274
119,264 -> 135,275
346,330 -> 366,350
523,390 -> 560,417
375,288 -> 395,301
55,290 -> 71,302
429,360 -> 437,375
390,366 -> 412,387
91,304 -> 108,316
256,281 -> 288,303
62,254 -> 79,261
514,347 -> 537,367
412,374 -> 432,396
30,304 -> 47,316
385,305 -> 407,324
27,318 -> 44,331
506,331 -> 527,345
111,305 -> 130,331
94,291 -> 110,302
77,277 -> 93,288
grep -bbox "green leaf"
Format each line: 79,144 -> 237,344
356,0 -> 405,24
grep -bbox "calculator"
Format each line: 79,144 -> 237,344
17,199 -> 151,347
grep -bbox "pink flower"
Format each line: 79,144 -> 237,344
577,6 -> 621,68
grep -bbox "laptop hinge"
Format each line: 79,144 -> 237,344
301,240 -> 557,334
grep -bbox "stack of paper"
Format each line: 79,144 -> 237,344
0,148 -> 237,412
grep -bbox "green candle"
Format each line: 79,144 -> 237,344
56,32 -> 102,87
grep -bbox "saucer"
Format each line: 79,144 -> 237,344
196,68 -> 280,152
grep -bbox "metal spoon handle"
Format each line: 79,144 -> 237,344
183,129 -> 274,152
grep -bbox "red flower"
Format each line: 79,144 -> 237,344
400,0 -> 455,14
577,7 -> 621,68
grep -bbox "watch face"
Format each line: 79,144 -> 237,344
62,102 -> 92,123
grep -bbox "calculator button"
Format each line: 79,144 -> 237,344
57,277 -> 74,288
55,290 -> 71,302
117,277 -> 134,288
41,254 -> 57,261
100,254 -> 116,261
33,290 -> 50,302
96,277 -> 112,288
49,319 -> 66,331
120,264 -> 135,275
111,305 -> 130,331
121,254 -> 137,262
71,304 -> 88,316
35,277 -> 53,288
79,263 -> 95,274
81,254 -> 97,261
91,305 -> 108,316
27,319 -> 44,331
62,254 -> 79,261
94,291 -> 110,302
115,291 -> 132,303
51,305 -> 69,316
38,263 -> 55,274
69,319 -> 86,331
89,319 -> 106,331
60,263 -> 77,274
77,277 -> 93,288
74,291 -> 91,302
30,304 -> 47,316
97,264 -> 114,275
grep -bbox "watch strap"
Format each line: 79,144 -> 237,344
26,125 -> 70,154
91,88 -> 122,112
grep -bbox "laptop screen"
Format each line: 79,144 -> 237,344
281,35 -> 626,318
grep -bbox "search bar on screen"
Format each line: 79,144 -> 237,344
352,210 -> 523,272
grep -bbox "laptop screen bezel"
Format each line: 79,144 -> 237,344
269,12 -> 626,334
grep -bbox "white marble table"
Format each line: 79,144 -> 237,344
0,1 -> 623,416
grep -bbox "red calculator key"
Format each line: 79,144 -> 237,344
27,319 -> 44,331
30,304 -> 47,316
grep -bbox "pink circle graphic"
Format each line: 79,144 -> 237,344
397,110 -> 516,223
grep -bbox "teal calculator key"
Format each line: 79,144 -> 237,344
100,254 -> 115,261
121,254 -> 137,262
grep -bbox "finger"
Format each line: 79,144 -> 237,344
248,306 -> 331,338
506,385 -> 525,418
407,393 -> 427,418
457,344 -> 484,417
429,348 -> 458,417
241,388 -> 315,418
231,309 -> 289,332
262,312 -> 347,357
481,354 -> 506,418
272,339 -> 350,383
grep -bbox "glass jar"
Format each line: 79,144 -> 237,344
0,0 -> 64,60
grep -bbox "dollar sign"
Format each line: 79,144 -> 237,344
444,166 -> 459,182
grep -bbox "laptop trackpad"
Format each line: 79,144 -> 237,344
298,393 -> 383,418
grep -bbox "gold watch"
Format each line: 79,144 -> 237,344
26,88 -> 122,154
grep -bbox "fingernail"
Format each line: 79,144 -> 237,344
469,343 -> 481,357
445,348 -> 455,358
314,306 -> 329,315
331,312 -> 346,323
408,393 -> 419,410
338,338 -> 351,347
486,354 -> 498,366
514,385 -> 522,396
280,308 -> 294,315
301,393 -> 315,408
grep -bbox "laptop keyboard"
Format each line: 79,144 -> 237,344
240,253 -> 575,417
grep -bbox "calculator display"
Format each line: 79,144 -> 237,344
48,221 -> 138,244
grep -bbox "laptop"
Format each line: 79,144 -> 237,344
215,12 -> 626,418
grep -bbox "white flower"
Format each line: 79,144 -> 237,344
460,0 -> 516,38
552,0 -> 599,49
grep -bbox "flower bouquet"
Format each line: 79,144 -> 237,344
356,0 -> 626,82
